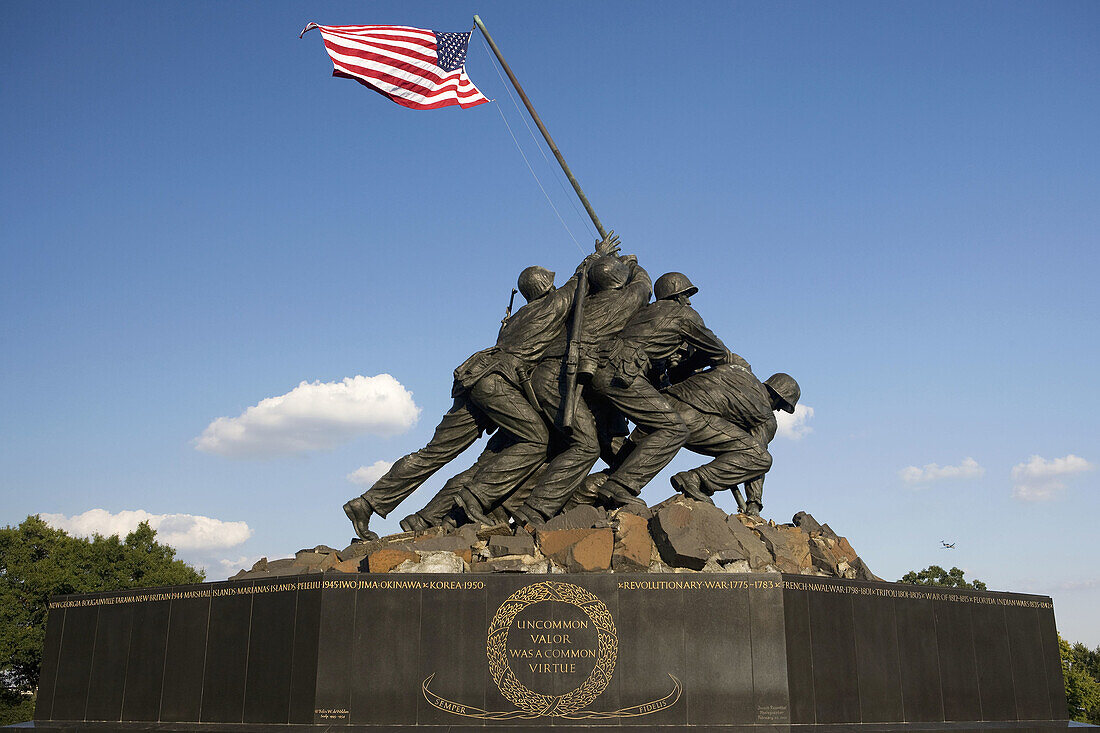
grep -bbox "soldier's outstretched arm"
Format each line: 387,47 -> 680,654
681,311 -> 729,367
621,256 -> 653,304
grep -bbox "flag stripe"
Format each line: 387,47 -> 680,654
322,44 -> 456,89
334,72 -> 486,109
323,37 -> 444,77
311,23 -> 488,110
321,29 -> 437,55
332,62 -> 484,106
325,25 -> 436,38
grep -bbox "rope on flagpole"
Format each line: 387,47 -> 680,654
490,100 -> 585,254
477,35 -> 595,244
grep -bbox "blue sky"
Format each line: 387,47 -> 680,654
2,2 -> 1097,645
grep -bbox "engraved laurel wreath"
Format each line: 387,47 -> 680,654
422,580 -> 682,720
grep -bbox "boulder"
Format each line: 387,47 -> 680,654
724,517 -> 774,570
649,498 -> 743,570
294,550 -> 327,566
412,535 -> 475,564
834,536 -> 859,564
808,536 -> 843,575
540,505 -> 608,531
340,539 -> 384,560
393,551 -> 468,573
329,556 -> 366,573
368,548 -> 418,573
754,524 -> 812,574
850,557 -> 881,582
300,544 -> 340,556
611,511 -> 655,572
792,512 -> 823,535
721,559 -> 752,573
266,558 -> 298,572
487,534 -> 536,558
475,522 -> 514,540
240,557 -> 311,577
734,512 -> 766,529
472,556 -> 548,573
536,528 -> 613,572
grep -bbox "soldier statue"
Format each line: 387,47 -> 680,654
510,253 -> 652,524
585,272 -> 732,508
343,235 -> 620,540
633,365 -> 800,516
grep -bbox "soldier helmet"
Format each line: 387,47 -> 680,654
764,373 -> 800,413
654,272 -> 699,301
517,266 -> 556,301
588,256 -> 630,292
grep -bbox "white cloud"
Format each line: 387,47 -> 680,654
775,404 -> 814,440
40,509 -> 252,550
900,457 -> 985,484
348,460 -> 394,487
194,374 -> 420,458
219,555 -> 263,574
1011,454 -> 1093,501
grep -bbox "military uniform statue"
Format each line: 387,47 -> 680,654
343,237 -> 618,540
635,366 -> 800,516
587,272 -> 731,505
511,254 -> 653,524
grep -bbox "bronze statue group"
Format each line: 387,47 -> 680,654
344,235 -> 800,541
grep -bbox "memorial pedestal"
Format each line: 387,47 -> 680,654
30,574 -> 1070,731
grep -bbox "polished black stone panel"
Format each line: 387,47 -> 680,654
199,584 -> 253,723
50,606 -> 98,721
935,600 -> 982,722
612,578 -> 685,728
748,581 -> 790,725
575,574 -> 621,727
120,599 -> 170,722
681,579 -> 755,725
34,607 -> 65,722
287,583 -> 322,724
972,604 -> 1018,722
808,589 -> 860,724
781,585 -> 816,725
895,596 -> 945,723
1007,607 -> 1052,721
414,579 -> 489,726
348,581 -> 420,725
1037,606 -> 1068,720
36,573 -> 1066,730
159,596 -> 209,723
851,593 -> 903,723
84,603 -> 134,722
243,581 -> 298,724
312,581 -> 356,723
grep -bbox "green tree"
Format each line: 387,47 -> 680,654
0,515 -> 204,724
1061,636 -> 1100,724
899,564 -> 987,590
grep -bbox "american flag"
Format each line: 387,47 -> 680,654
302,23 -> 489,110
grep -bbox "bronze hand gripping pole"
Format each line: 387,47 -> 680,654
473,15 -> 610,431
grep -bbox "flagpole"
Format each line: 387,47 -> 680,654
474,15 -> 607,432
473,15 -> 607,241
